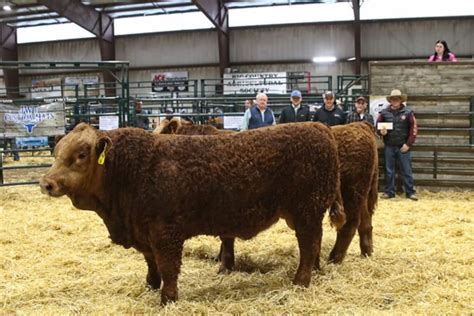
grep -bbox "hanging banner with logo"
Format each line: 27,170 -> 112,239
223,72 -> 287,95
0,101 -> 65,138
31,78 -> 62,99
151,72 -> 189,92
64,76 -> 100,97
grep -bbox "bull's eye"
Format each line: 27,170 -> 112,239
78,153 -> 86,160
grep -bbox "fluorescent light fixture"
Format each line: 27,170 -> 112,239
3,5 -> 11,11
347,57 -> 356,61
312,56 -> 337,63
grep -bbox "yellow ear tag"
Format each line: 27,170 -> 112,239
98,143 -> 107,165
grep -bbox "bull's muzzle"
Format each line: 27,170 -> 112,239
39,176 -> 62,197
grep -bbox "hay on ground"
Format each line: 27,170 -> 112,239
0,186 -> 473,314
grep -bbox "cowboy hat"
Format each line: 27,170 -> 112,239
386,89 -> 407,102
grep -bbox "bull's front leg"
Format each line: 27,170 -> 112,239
218,237 -> 235,274
143,251 -> 161,289
150,236 -> 184,305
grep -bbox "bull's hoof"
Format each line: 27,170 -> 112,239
292,276 -> 310,288
161,291 -> 178,305
328,250 -> 345,264
218,264 -> 233,275
361,249 -> 373,258
146,273 -> 162,290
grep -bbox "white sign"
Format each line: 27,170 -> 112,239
152,71 -> 188,92
369,96 -> 390,125
64,76 -> 100,97
223,115 -> 244,129
377,122 -> 393,130
99,115 -> 119,131
0,102 -> 65,137
223,72 -> 287,95
31,78 -> 62,99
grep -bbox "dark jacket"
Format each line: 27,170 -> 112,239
312,106 -> 346,126
279,104 -> 311,124
377,105 -> 417,146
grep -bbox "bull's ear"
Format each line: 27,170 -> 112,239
168,119 -> 180,134
96,135 -> 112,165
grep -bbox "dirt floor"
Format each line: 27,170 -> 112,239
1,185 -> 473,314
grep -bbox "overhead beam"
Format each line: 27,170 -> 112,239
352,0 -> 362,74
38,0 -> 116,95
0,24 -> 19,98
193,0 -> 229,77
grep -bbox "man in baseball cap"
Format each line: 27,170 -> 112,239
312,91 -> 346,126
346,96 -> 374,125
278,90 -> 310,124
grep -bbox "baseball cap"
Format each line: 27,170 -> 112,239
356,96 -> 367,103
291,90 -> 302,98
323,91 -> 335,99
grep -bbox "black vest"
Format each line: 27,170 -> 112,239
380,106 -> 413,146
249,106 -> 274,129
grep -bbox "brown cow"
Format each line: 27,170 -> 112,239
157,121 -> 377,266
328,122 -> 378,263
40,122 -> 343,304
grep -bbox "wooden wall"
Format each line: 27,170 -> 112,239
369,61 -> 474,189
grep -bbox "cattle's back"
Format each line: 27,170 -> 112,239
103,122 -> 339,239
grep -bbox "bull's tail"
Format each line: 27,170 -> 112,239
367,151 -> 379,215
329,188 -> 346,230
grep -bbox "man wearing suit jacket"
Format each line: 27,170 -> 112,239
278,90 -> 311,124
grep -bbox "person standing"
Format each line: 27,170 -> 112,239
312,91 -> 346,126
378,89 -> 418,201
278,90 -> 311,124
346,96 -> 374,126
428,40 -> 457,62
241,93 -> 276,131
134,100 -> 149,129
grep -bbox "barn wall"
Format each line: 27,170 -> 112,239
230,23 -> 354,63
13,17 -> 474,85
362,18 -> 474,59
116,30 -> 219,68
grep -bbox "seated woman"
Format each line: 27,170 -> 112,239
428,40 -> 457,62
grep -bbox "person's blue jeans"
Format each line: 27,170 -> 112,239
384,145 -> 415,197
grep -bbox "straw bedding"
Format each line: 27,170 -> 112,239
1,186 -> 473,314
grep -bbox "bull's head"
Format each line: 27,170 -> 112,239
39,123 -> 111,211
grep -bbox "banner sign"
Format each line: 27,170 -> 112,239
0,102 -> 65,138
223,72 -> 287,95
16,136 -> 49,147
31,78 -> 62,99
152,72 -> 189,92
64,76 -> 100,97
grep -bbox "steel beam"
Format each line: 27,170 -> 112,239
38,0 -> 116,95
352,0 -> 361,74
193,0 -> 229,76
0,24 -> 19,98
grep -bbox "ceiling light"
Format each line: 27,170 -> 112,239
312,56 -> 337,63
347,57 -> 356,61
2,5 -> 11,11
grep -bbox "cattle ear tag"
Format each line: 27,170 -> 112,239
98,143 -> 108,165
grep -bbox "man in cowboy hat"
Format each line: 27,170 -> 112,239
377,89 -> 418,201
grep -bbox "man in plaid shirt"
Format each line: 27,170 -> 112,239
345,96 -> 374,126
